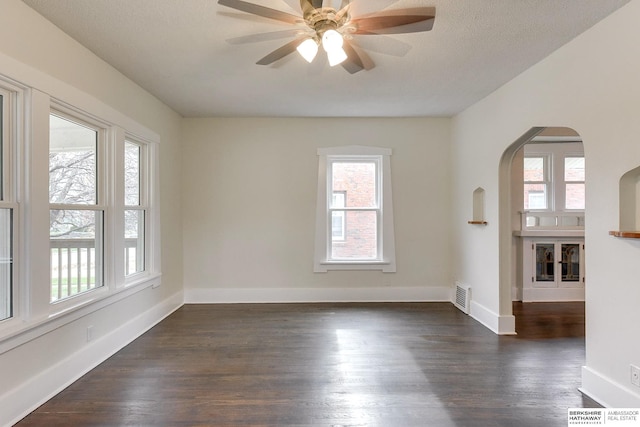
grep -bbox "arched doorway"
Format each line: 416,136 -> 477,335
499,127 -> 586,334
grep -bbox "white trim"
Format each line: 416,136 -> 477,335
522,287 -> 585,302
314,145 -> 396,273
580,366 -> 640,408
469,300 -> 516,335
0,58 -> 163,344
0,50 -> 158,143
0,290 -> 183,427
184,286 -> 451,304
0,273 -> 161,355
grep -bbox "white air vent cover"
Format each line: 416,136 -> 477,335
453,282 -> 471,314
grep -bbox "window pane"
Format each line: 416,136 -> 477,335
561,243 -> 580,282
524,184 -> 547,209
50,209 -> 103,302
535,243 -> 555,282
125,141 -> 140,206
125,210 -> 145,275
332,162 -> 376,208
0,208 -> 12,321
565,183 -> 585,210
331,210 -> 377,260
524,157 -> 545,181
565,157 -> 585,182
49,114 -> 97,205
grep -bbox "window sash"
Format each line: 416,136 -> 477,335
49,208 -> 104,303
563,156 -> 585,210
49,113 -> 100,206
49,108 -> 107,304
326,156 -> 383,262
124,137 -> 148,278
524,155 -> 551,211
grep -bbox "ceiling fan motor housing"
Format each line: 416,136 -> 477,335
304,7 -> 349,40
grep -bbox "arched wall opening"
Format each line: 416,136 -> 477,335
498,126 -> 585,332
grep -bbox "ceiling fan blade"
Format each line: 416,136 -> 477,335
348,0 -> 400,18
350,7 -> 436,34
341,41 -> 364,74
350,34 -> 411,57
299,0 -> 319,16
218,0 -> 301,24
341,39 -> 374,74
256,38 -> 305,65
226,29 -> 307,44
279,0 -> 302,13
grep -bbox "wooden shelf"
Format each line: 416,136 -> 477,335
468,220 -> 488,225
609,230 -> 640,239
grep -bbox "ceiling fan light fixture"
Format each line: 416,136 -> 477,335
321,29 -> 343,53
326,46 -> 347,66
321,29 -> 347,66
296,38 -> 319,63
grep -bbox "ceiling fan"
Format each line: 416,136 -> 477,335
217,0 -> 436,73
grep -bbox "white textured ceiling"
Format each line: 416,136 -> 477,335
23,0 -> 630,117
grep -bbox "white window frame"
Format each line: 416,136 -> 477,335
48,106 -> 109,307
561,155 -> 585,211
0,79 -> 25,328
314,145 -> 396,273
0,65 -> 161,352
524,154 -> 552,211
122,136 -> 150,281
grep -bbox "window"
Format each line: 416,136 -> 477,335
0,87 -> 15,322
314,146 -> 396,272
564,157 -> 585,210
524,150 -> 585,212
124,139 -> 146,276
0,68 -> 161,350
49,112 -> 104,302
523,156 -> 549,210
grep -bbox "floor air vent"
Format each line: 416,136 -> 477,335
453,282 -> 471,314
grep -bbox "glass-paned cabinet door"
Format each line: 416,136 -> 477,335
560,243 -> 580,282
532,241 -> 584,287
535,243 -> 555,282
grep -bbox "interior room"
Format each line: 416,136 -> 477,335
1,0 -> 640,425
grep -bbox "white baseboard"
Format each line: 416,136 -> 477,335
185,286 -> 452,304
522,287 -> 585,302
580,366 -> 640,408
469,300 -> 516,335
1,291 -> 184,427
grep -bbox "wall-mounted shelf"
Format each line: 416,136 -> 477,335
468,220 -> 488,225
609,231 -> 640,239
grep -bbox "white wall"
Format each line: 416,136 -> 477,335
0,1 -> 184,424
182,117 -> 452,302
452,0 -> 640,407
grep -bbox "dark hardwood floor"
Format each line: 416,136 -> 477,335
16,302 -> 596,426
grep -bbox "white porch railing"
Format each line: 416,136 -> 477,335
50,238 -> 140,302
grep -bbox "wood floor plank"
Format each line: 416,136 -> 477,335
16,302 -> 597,426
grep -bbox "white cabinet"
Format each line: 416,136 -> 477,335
521,238 -> 585,302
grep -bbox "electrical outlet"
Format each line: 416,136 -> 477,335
631,364 -> 640,387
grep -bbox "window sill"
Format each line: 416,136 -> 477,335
0,273 -> 161,355
315,261 -> 396,273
